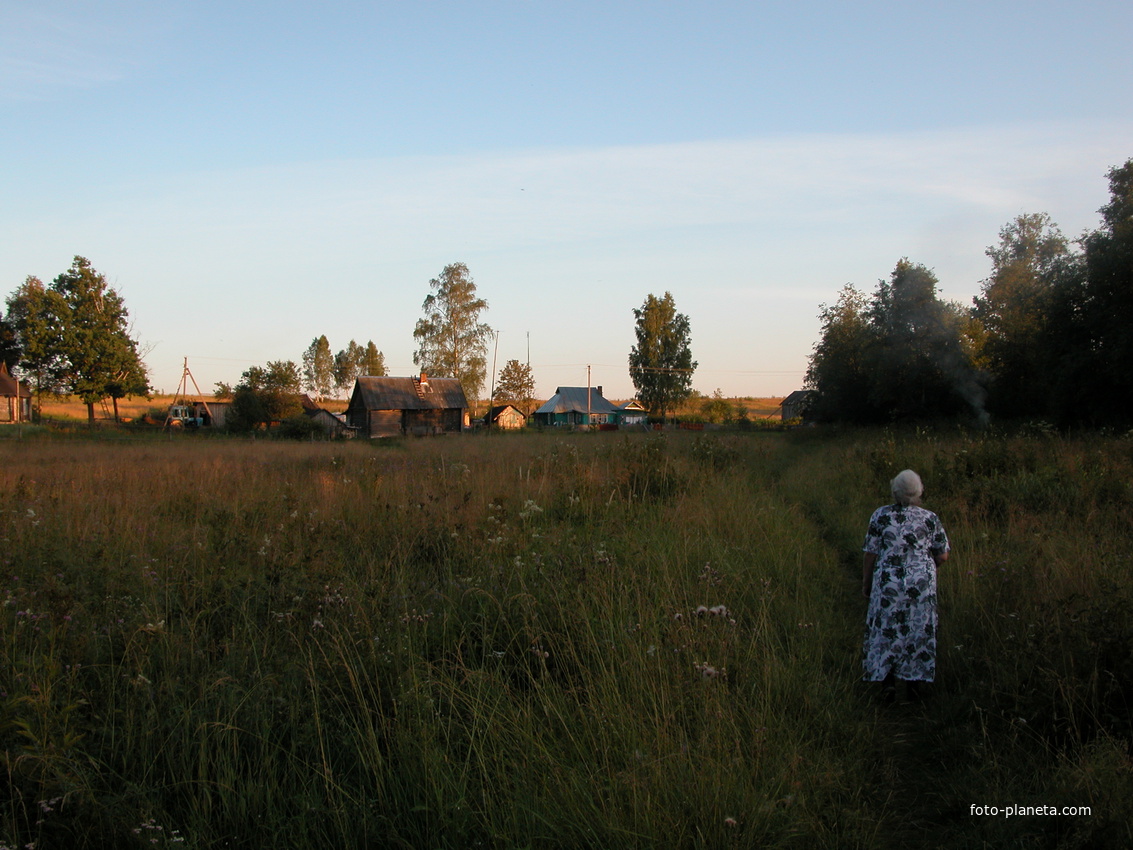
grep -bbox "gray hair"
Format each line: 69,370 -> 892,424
891,469 -> 924,506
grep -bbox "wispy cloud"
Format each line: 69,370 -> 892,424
4,121 -> 1130,396
0,3 -> 171,100
85,121 -> 1127,258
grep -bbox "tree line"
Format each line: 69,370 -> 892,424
806,158 -> 1133,427
2,257 -> 148,422
221,262 -> 535,430
0,252 -> 698,429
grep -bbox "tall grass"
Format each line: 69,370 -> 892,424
1,429 -> 1130,848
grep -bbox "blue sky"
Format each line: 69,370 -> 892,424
3,1 -> 1131,400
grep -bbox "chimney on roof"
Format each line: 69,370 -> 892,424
597,386 -> 603,397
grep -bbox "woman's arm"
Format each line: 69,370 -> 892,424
862,552 -> 877,599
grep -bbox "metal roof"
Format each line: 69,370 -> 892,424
351,375 -> 468,411
534,387 -> 620,416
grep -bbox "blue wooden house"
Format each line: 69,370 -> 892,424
532,386 -> 620,427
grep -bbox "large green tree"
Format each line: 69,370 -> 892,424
628,291 -> 697,422
4,276 -> 67,413
805,284 -> 877,423
413,263 -> 492,403
0,311 -> 17,372
866,259 -> 984,423
36,257 -> 150,422
973,213 -> 1071,418
229,360 -> 303,431
1050,159 -> 1133,425
333,340 -> 365,397
301,335 -> 334,400
360,340 -> 387,378
807,261 -> 983,424
494,359 -> 536,414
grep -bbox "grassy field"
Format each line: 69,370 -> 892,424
0,426 -> 1130,848
30,394 -> 786,424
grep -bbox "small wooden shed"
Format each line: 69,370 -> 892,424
485,404 -> 527,430
346,373 -> 468,438
0,363 -> 32,423
781,389 -> 815,422
192,399 -> 231,429
301,394 -> 350,438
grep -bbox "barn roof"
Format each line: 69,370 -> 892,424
0,363 -> 31,398
486,404 -> 525,421
352,375 -> 468,411
534,387 -> 619,416
782,389 -> 814,405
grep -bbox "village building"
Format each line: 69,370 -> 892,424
616,399 -> 648,426
781,389 -> 815,422
301,394 -> 350,438
346,373 -> 468,438
193,399 -> 231,429
484,404 -> 527,430
0,363 -> 32,423
532,386 -> 620,428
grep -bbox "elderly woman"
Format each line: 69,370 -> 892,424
861,469 -> 950,699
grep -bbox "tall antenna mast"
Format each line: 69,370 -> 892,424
164,357 -> 213,428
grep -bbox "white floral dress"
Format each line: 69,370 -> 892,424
862,504 -> 950,682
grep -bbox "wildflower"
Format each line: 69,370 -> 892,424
724,817 -> 738,828
519,499 -> 543,519
695,661 -> 722,679
694,605 -> 708,616
709,605 -> 728,617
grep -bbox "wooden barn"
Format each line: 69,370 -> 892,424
346,373 -> 468,438
781,389 -> 815,422
485,404 -> 527,430
0,363 -> 32,423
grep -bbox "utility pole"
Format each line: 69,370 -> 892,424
587,364 -> 591,430
487,331 -> 499,431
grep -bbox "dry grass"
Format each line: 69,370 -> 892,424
1,426 -> 1127,848
31,393 -> 786,424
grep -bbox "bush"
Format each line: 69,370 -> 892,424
275,414 -> 326,440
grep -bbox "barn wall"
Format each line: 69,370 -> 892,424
369,410 -> 402,438
442,408 -> 463,432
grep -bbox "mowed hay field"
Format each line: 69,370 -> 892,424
1,427 -> 1131,848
